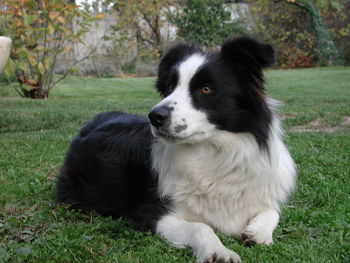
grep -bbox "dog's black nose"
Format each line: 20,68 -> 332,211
149,106 -> 171,128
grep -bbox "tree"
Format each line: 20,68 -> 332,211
274,0 -> 344,65
1,0 -> 97,98
170,0 -> 246,47
105,0 -> 176,60
250,0 -> 316,68
250,0 -> 346,67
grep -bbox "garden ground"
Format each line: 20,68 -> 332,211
0,67 -> 349,263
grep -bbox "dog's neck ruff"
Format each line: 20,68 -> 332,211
151,112 -> 295,235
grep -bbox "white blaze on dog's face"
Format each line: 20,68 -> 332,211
150,38 -> 276,147
149,54 -> 215,143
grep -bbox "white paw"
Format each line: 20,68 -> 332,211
197,245 -> 242,263
241,230 -> 273,247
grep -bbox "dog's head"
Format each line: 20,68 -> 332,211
149,36 -> 275,146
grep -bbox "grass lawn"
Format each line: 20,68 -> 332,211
0,67 -> 349,263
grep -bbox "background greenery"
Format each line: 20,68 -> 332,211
2,0 -> 349,84
169,0 -> 246,47
0,67 -> 349,263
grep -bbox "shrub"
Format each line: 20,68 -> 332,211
1,0 -> 97,98
278,46 -> 315,68
170,0 -> 246,47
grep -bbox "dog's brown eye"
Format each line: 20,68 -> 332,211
168,84 -> 175,92
201,86 -> 213,95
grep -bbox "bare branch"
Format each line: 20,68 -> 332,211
46,30 -> 63,90
140,10 -> 157,34
136,26 -> 155,46
49,47 -> 96,90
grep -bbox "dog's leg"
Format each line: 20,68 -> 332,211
241,209 -> 279,246
156,215 -> 241,263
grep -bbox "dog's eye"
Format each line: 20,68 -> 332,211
201,86 -> 213,95
168,84 -> 175,93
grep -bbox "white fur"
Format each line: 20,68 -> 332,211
154,116 -> 295,261
157,215 -> 241,263
154,115 -> 296,233
152,55 -> 296,262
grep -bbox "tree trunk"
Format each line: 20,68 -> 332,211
290,0 -> 344,66
21,86 -> 48,99
17,74 -> 49,99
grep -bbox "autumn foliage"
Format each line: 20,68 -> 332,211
1,0 -> 96,98
250,0 -> 348,68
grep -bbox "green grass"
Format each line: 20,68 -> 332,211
0,67 -> 349,263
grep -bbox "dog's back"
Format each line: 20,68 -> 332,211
56,111 -> 168,231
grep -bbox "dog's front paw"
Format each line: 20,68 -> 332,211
241,230 -> 273,247
198,246 -> 242,263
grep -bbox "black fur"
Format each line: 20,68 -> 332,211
56,111 -> 170,232
56,36 -> 275,232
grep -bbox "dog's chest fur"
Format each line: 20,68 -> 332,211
152,129 -> 295,236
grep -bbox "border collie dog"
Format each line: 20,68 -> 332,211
57,37 -> 296,263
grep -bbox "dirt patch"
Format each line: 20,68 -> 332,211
341,116 -> 350,127
46,165 -> 61,181
281,113 -> 298,120
290,126 -> 339,133
289,116 -> 350,133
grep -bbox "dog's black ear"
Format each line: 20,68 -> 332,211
157,43 -> 202,96
220,36 -> 275,68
